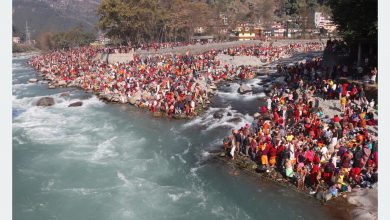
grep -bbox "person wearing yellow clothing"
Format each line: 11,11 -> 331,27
340,96 -> 347,112
286,133 -> 294,142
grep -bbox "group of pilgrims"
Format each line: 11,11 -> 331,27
28,41 -> 324,118
223,56 -> 378,197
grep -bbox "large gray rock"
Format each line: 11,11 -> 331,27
238,84 -> 252,94
227,117 -> 242,123
274,77 -> 286,84
213,110 -> 225,119
28,78 -> 38,83
58,80 -> 67,87
60,92 -> 70,97
36,97 -> 55,107
68,101 -> 83,107
119,96 -> 127,104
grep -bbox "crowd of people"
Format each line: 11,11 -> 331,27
223,57 -> 378,197
28,42 -> 323,118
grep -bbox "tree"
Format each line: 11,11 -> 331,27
327,0 -> 377,43
327,0 -> 377,65
97,0 -> 164,45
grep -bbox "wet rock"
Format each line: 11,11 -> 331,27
48,85 -> 56,89
227,112 -> 232,116
227,117 -> 242,123
264,87 -> 272,93
209,84 -> 217,90
128,97 -> 136,105
119,96 -> 127,104
153,112 -> 162,117
58,80 -> 67,87
213,110 -> 224,119
324,193 -> 333,202
68,101 -> 83,107
28,78 -> 38,83
275,76 -> 286,84
60,92 -> 70,97
238,84 -> 252,94
36,97 -> 54,107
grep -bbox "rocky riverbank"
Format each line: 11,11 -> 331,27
209,150 -> 358,220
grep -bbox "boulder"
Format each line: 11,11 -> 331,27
28,78 -> 38,83
238,84 -> 252,94
58,80 -> 67,87
60,92 -> 70,97
48,85 -> 56,89
227,112 -> 232,116
213,110 -> 224,119
68,101 -> 83,107
128,97 -> 136,105
153,112 -> 162,117
119,96 -> 127,104
209,84 -> 217,90
227,117 -> 242,123
36,97 -> 55,107
274,76 -> 286,84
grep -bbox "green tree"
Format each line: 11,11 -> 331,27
97,0 -> 163,45
327,0 -> 377,65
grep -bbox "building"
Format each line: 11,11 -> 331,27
12,36 -> 21,44
238,32 -> 256,41
315,12 -> 337,32
194,26 -> 207,34
191,35 -> 214,43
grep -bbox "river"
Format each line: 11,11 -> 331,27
13,53 -> 342,220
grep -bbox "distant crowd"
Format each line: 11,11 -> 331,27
29,41 -> 324,118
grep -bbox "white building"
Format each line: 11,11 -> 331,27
238,32 -> 256,41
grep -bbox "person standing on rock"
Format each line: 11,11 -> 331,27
267,97 -> 272,111
340,95 -> 347,112
234,130 -> 242,156
230,130 -> 237,160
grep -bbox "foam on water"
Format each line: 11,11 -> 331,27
168,191 -> 191,202
182,106 -> 253,133
217,82 -> 266,101
90,136 -> 119,162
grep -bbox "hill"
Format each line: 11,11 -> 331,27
12,0 -> 100,39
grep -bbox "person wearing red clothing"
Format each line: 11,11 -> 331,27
269,145 -> 277,167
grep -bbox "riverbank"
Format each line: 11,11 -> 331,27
197,56 -> 378,219
28,41 -> 324,119
211,152 -> 356,220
